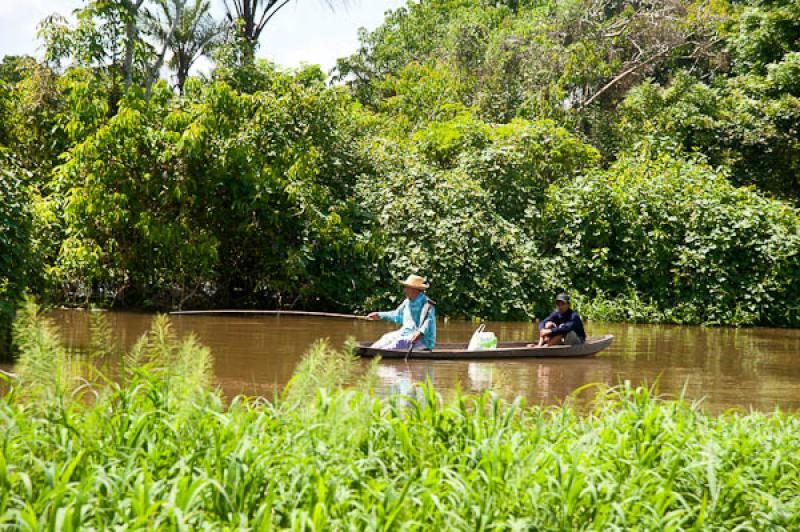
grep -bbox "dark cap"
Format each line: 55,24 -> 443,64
555,293 -> 571,304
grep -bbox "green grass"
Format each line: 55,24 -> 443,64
1,302 -> 799,529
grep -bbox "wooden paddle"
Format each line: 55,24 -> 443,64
404,339 -> 415,362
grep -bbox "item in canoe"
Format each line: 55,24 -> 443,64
467,323 -> 497,351
357,334 -> 614,359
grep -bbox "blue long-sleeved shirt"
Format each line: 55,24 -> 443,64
378,293 -> 436,349
539,309 -> 586,340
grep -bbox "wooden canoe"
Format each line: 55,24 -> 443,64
356,334 -> 614,360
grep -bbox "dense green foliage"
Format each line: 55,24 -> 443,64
3,306 -> 800,528
52,75 -> 374,309
617,65 -> 800,197
360,115 -> 600,318
547,152 -> 800,325
0,153 -> 35,358
1,0 -> 800,326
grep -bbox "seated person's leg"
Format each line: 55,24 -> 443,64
532,328 -> 548,347
371,331 -> 403,349
534,322 -> 555,346
546,334 -> 563,346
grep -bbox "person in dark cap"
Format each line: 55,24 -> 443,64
531,293 -> 586,347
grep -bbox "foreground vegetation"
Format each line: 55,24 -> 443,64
2,303 -> 799,529
2,0 -> 800,360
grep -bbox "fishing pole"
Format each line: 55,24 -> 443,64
169,310 -> 368,320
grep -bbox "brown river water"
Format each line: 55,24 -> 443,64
5,310 -> 800,412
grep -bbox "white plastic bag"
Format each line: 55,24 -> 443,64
467,324 -> 498,351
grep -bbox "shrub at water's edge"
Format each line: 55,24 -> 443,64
0,152 -> 37,361
548,152 -> 800,327
2,303 -> 800,528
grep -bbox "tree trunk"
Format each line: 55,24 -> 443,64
145,0 -> 185,100
122,0 -> 147,91
177,58 -> 190,93
123,17 -> 137,90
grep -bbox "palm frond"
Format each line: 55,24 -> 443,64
88,312 -> 115,360
12,298 -> 76,404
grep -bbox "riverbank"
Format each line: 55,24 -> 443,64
2,303 -> 799,528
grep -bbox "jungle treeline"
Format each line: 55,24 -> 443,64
2,0 -> 800,354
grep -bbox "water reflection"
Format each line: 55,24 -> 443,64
377,357 -> 616,405
4,310 -> 799,413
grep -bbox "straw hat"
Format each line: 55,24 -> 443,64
399,274 -> 429,290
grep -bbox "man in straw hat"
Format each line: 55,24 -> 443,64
367,274 -> 437,350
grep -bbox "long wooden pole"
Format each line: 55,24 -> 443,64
169,309 -> 367,320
